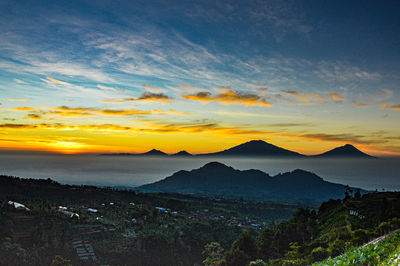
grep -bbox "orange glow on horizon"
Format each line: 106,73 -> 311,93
0,122 -> 399,156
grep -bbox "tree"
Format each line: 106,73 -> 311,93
203,242 -> 225,266
225,248 -> 250,266
257,228 -> 275,259
51,255 -> 72,266
0,237 -> 28,266
310,247 -> 329,262
354,189 -> 361,199
284,242 -> 301,260
225,231 -> 258,266
328,239 -> 346,257
231,231 -> 258,259
249,259 -> 267,265
353,229 -> 370,246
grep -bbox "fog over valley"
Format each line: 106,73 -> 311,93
1,154 -> 398,191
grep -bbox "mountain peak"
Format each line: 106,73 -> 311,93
143,149 -> 167,156
200,161 -> 232,170
204,140 -> 304,157
247,139 -> 267,144
171,150 -> 192,156
342,144 -> 357,149
316,144 -> 373,158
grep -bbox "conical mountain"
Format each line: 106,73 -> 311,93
170,150 -> 193,157
142,149 -> 168,156
315,144 -> 373,158
201,140 -> 304,157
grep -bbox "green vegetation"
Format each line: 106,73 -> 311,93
313,231 -> 400,265
0,175 -> 301,265
1,174 -> 399,265
204,190 -> 400,265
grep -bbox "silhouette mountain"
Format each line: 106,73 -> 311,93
141,149 -> 168,156
171,150 -> 193,157
100,149 -> 168,156
200,140 -> 304,157
314,144 -> 373,158
99,140 -> 374,158
137,162 -> 361,202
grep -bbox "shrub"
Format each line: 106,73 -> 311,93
310,247 -> 329,262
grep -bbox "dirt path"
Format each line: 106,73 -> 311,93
362,229 -> 400,248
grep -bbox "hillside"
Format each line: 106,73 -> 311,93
211,191 -> 400,265
0,174 -> 301,265
138,162 -> 364,203
313,230 -> 400,265
0,175 -> 398,265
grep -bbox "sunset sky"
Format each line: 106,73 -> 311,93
0,0 -> 399,156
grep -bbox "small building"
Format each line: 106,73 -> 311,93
59,209 -> 80,219
155,207 -> 167,213
8,201 -> 30,211
251,224 -> 261,229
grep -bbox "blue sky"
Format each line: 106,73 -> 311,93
0,0 -> 399,155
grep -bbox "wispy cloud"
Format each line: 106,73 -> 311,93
371,89 -> 393,101
214,111 -> 293,119
352,100 -> 369,108
142,84 -> 167,93
352,89 -> 394,109
328,92 -> 344,101
0,123 -> 132,131
282,90 -> 325,105
25,113 -> 42,120
299,132 -> 386,145
8,98 -> 27,102
137,92 -> 173,103
267,123 -> 313,128
182,87 -> 272,106
46,77 -> 71,85
0,121 -> 262,136
52,106 -> 163,116
12,107 -> 35,111
246,1 -> 312,42
97,84 -> 124,93
380,104 -> 400,111
14,79 -> 26,84
136,120 -> 267,136
11,105 -> 187,118
104,92 -> 173,103
179,84 -> 204,93
314,62 -> 381,82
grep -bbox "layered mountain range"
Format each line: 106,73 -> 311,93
101,140 -> 374,158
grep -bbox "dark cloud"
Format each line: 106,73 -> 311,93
104,92 -> 173,103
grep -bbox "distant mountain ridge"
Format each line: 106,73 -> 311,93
100,140 -> 374,158
171,150 -> 193,157
137,162 -> 365,203
142,149 -> 168,156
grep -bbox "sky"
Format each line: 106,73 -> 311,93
0,0 -> 399,156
